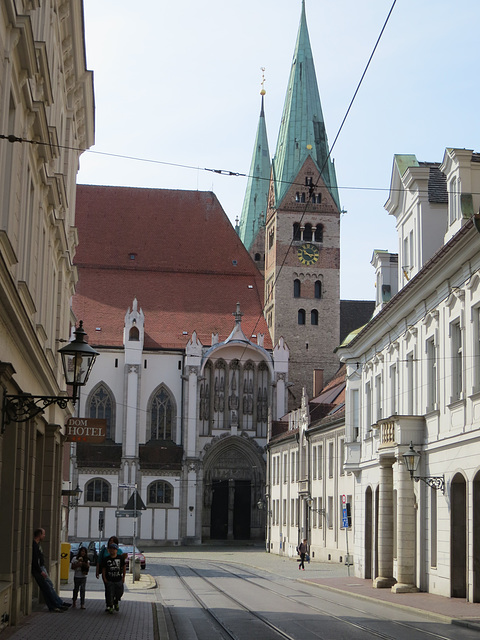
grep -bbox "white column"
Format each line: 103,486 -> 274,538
124,364 -> 139,457
185,366 -> 198,458
373,459 -> 396,589
392,457 -> 418,592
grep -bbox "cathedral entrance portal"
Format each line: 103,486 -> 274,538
202,435 -> 265,541
210,479 -> 252,540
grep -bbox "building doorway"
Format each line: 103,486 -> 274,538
210,479 -> 252,540
365,487 -> 373,579
451,473 -> 467,598
473,472 -> 480,602
202,435 -> 264,541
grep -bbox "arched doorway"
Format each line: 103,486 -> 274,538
202,435 -> 265,541
473,472 -> 480,602
451,473 -> 467,598
365,487 -> 373,579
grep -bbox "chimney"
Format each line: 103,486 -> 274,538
313,369 -> 324,397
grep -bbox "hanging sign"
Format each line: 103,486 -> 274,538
65,418 -> 107,442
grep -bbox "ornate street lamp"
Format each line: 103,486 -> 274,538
2,321 -> 99,430
402,442 -> 445,494
62,484 -> 83,510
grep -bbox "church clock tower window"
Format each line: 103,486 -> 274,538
314,224 -> 323,242
298,309 -> 306,325
294,279 -> 301,298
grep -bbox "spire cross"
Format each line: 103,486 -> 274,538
233,302 -> 243,325
260,67 -> 266,96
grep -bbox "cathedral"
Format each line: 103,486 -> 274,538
70,186 -> 288,544
70,1 -> 371,546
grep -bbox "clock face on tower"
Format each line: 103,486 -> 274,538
297,243 -> 319,266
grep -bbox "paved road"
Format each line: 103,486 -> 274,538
4,545 -> 480,639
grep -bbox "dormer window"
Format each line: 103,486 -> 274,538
449,177 -> 460,224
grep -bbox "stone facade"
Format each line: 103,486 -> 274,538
265,155 -> 340,405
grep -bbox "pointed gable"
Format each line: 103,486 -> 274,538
272,0 -> 339,210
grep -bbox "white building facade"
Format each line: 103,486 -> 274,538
69,300 -> 289,546
0,0 -> 93,628
338,149 -> 480,600
267,371 -> 354,563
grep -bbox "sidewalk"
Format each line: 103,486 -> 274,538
2,568 -> 158,640
301,574 -> 480,632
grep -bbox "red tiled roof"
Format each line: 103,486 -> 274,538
73,185 -> 271,350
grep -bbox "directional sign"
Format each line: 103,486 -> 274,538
115,510 -> 142,518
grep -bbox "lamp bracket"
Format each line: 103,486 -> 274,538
2,393 -> 73,429
413,474 -> 445,494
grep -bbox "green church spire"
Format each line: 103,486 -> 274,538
272,0 -> 340,209
238,89 -> 271,251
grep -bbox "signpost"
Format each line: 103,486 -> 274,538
118,484 -> 138,581
342,494 -> 351,576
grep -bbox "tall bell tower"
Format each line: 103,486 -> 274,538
264,1 -> 340,405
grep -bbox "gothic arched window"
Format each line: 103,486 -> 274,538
149,386 -> 174,441
85,478 -> 110,503
303,223 -> 313,241
298,309 -> 306,325
315,280 -> 322,299
148,481 -> 173,505
88,384 -> 114,439
311,309 -> 319,325
293,223 -> 301,241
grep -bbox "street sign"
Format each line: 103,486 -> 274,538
115,510 -> 143,518
342,507 -> 349,529
124,490 -> 146,511
99,510 -> 105,531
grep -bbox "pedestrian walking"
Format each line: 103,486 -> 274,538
32,528 -> 72,612
101,542 -> 126,614
71,546 -> 90,609
96,536 -> 126,579
298,538 -> 308,571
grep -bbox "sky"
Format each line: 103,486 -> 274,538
78,0 -> 480,301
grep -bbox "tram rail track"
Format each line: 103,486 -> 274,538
160,558 -> 473,640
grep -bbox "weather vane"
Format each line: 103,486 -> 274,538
260,67 -> 266,96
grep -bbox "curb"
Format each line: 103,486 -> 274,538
298,578 -> 457,625
125,573 -> 157,590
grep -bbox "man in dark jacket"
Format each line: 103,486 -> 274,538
32,528 -> 71,612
